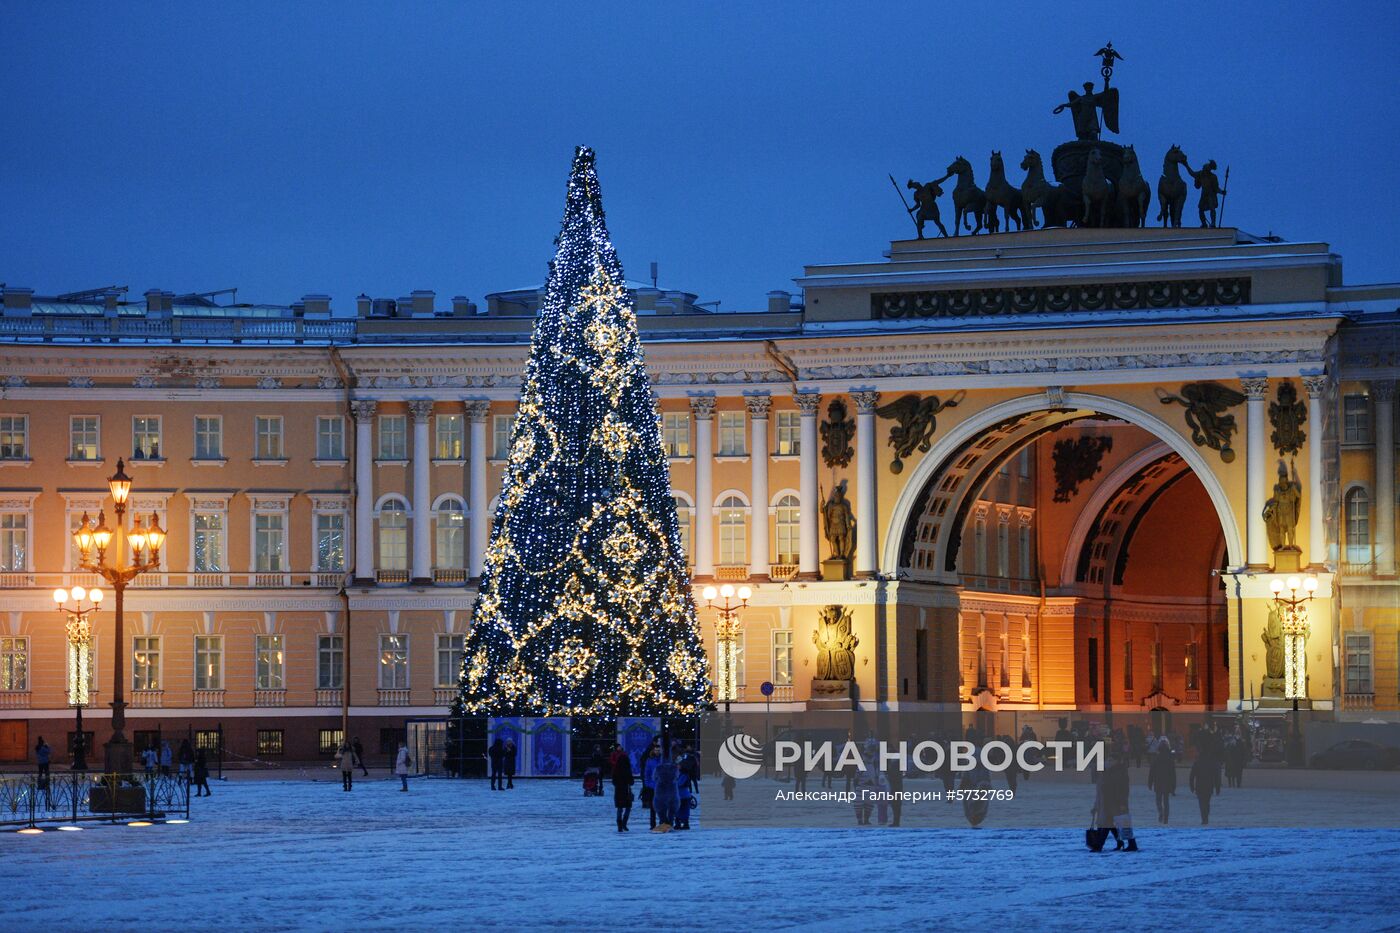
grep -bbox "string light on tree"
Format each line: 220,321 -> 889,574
455,147 -> 709,719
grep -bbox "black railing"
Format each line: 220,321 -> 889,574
0,771 -> 191,828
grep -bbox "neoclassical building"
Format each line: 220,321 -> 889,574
0,225 -> 1395,762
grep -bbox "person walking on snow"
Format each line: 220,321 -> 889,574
651,748 -> 680,833
503,738 -> 517,789
337,740 -> 359,792
488,737 -> 506,790
1147,741 -> 1176,824
177,739 -> 195,781
612,746 -> 635,832
352,737 -> 369,777
192,749 -> 212,797
641,744 -> 660,828
395,742 -> 412,791
34,737 -> 52,807
1189,751 -> 1221,824
160,740 -> 173,776
1094,750 -> 1139,851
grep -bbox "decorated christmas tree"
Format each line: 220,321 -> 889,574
456,147 -> 709,719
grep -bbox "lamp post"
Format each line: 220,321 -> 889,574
702,583 -> 751,714
52,586 -> 102,770
70,459 -> 165,775
1269,574 -> 1317,768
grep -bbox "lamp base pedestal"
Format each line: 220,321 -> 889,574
104,736 -> 134,777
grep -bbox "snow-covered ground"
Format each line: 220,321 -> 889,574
5,771 -> 1399,931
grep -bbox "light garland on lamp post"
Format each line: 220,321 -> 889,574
70,459 -> 166,775
52,586 -> 102,771
702,583 -> 750,713
1269,573 -> 1317,767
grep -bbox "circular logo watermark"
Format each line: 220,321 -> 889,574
718,733 -> 765,780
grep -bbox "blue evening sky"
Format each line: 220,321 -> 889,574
3,2 -> 1398,311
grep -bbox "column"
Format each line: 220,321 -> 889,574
852,390 -> 881,576
1242,378 -> 1270,567
465,401 -> 490,579
351,399 -> 377,582
690,396 -> 716,578
1302,375 -> 1328,569
795,391 -> 822,577
409,399 -> 434,584
746,393 -> 771,579
1374,380 -> 1396,576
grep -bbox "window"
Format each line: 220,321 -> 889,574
775,411 -> 800,456
132,416 -> 162,459
1018,524 -> 1032,579
0,513 -> 27,572
437,633 -> 465,687
718,412 -> 746,456
257,729 -> 285,757
378,414 -> 407,460
997,522 -> 1010,577
673,497 -> 691,561
194,636 -> 223,690
318,635 -> 344,690
254,513 -> 286,572
1151,641 -> 1164,693
378,501 -> 409,571
69,416 -> 100,460
436,414 -> 464,459
773,630 -> 793,686
775,495 -> 800,564
1087,637 -> 1099,701
719,496 -> 747,565
194,416 -> 222,459
132,636 -> 161,691
192,511 -> 225,573
492,414 -> 513,458
1343,395 -> 1371,445
974,518 -> 987,576
379,634 -> 409,689
0,415 -> 28,459
1123,640 -> 1134,693
315,512 -> 346,572
0,636 -> 27,691
1185,642 -> 1199,691
319,729 -> 345,755
1345,633 -> 1373,695
1346,488 -> 1372,564
435,502 -> 465,569
255,416 -> 284,459
317,416 -> 346,460
255,635 -> 285,690
1018,446 -> 1031,479
195,730 -> 222,757
662,413 -> 691,457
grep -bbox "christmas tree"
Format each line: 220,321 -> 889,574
456,147 -> 709,719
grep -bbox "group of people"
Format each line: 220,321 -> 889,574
608,738 -> 700,834
30,734 -> 213,797
335,737 -> 414,792
487,737 -> 518,790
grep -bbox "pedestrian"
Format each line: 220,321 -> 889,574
1128,724 -> 1146,768
640,743 -> 660,828
488,737 -> 506,790
352,737 -> 369,777
612,745 -> 634,832
177,739 -> 195,781
160,740 -> 173,776
1189,751 -> 1220,825
192,749 -> 212,797
651,747 -> 679,833
674,753 -> 695,831
503,738 -> 517,789
338,740 -> 358,792
1147,741 -> 1176,824
1094,750 -> 1138,851
721,772 -> 736,800
395,742 -> 412,791
1018,725 -> 1039,781
141,743 -> 158,776
34,737 -> 52,808
885,754 -> 904,828
999,734 -> 1018,793
1224,732 -> 1248,789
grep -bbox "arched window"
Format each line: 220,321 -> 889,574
435,499 -> 466,570
378,500 -> 408,572
719,495 -> 747,565
1346,487 -> 1371,564
672,496 -> 691,562
774,494 -> 800,564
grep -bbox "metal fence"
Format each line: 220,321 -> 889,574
0,772 -> 191,828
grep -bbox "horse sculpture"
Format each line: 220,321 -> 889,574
1116,144 -> 1151,228
1157,144 -> 1189,228
984,151 -> 1022,233
1081,147 -> 1114,227
1020,149 -> 1074,228
945,156 -> 987,236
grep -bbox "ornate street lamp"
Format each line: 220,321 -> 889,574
71,459 -> 165,775
1269,574 -> 1318,767
702,583 -> 751,713
52,586 -> 102,770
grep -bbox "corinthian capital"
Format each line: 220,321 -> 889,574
463,400 -> 490,423
350,399 -> 378,421
1240,378 -> 1270,401
744,393 -> 772,417
409,399 -> 435,422
794,391 -> 823,415
851,390 -> 881,414
688,395 -> 717,419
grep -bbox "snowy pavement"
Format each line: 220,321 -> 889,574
4,772 -> 1400,931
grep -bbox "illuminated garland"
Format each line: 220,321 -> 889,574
456,147 -> 710,719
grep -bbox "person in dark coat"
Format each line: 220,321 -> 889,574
1224,733 -> 1248,788
503,739 -> 517,789
640,745 -> 660,828
1189,752 -> 1220,824
34,737 -> 52,807
611,749 -> 634,832
192,749 -> 212,797
651,751 -> 680,833
488,738 -> 506,791
1147,743 -> 1176,824
352,737 -> 369,777
1094,751 -> 1138,851
177,739 -> 195,781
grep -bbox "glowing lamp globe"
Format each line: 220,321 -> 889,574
737,586 -> 752,601
107,460 -> 133,508
720,584 -> 735,599
53,588 -> 69,605
702,586 -> 718,602
70,586 -> 86,602
90,588 -> 104,604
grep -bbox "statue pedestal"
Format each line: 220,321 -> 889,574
1272,547 -> 1302,574
821,558 -> 851,582
1260,677 -> 1287,700
809,678 -> 854,710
